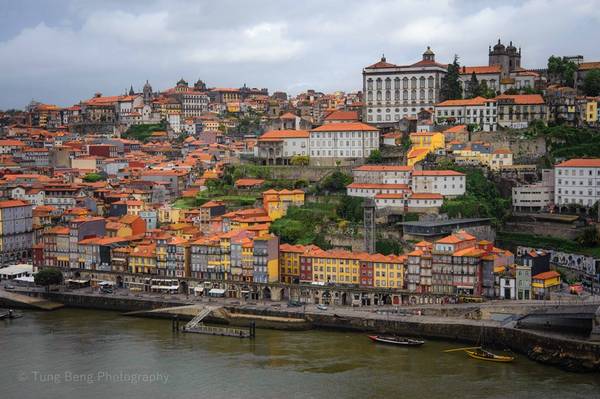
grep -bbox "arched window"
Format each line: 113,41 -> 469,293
419,89 -> 425,101
376,78 -> 382,90
403,77 -> 409,89
385,78 -> 391,90
411,77 -> 417,89
395,89 -> 400,100
376,91 -> 382,101
385,90 -> 391,101
419,77 -> 426,88
428,76 -> 434,88
428,88 -> 433,100
403,90 -> 408,100
394,77 -> 400,89
411,89 -> 416,99
367,79 -> 373,90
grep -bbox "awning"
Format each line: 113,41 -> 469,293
151,285 -> 179,290
209,288 -> 226,295
98,281 -> 114,286
194,287 -> 204,292
66,279 -> 90,284
14,276 -> 35,283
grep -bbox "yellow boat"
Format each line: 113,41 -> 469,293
465,348 -> 514,363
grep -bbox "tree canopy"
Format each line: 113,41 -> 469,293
319,170 -> 353,193
547,55 -> 578,87
83,172 -> 105,182
366,149 -> 383,164
583,69 -> 600,96
34,268 -> 64,289
440,55 -> 463,101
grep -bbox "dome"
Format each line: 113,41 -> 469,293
493,39 -> 505,51
177,78 -> 188,86
423,46 -> 434,56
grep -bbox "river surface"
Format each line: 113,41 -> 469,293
0,309 -> 598,399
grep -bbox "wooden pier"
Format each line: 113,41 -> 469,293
184,323 -> 255,338
177,305 -> 256,338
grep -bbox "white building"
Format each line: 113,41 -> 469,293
10,186 -> 45,206
411,170 -> 466,198
554,158 -> 600,208
363,47 -> 447,126
374,192 -> 443,212
181,91 -> 209,118
352,165 -> 412,184
434,97 -> 497,131
512,184 -> 553,212
346,183 -> 411,198
458,65 -> 502,97
255,130 -> 310,165
309,122 -> 379,166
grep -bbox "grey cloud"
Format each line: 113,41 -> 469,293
0,0 -> 599,108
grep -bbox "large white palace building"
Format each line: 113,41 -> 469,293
362,47 -> 447,126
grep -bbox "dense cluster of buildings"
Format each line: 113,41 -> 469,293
1,36 -> 599,303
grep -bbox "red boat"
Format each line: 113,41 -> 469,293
368,335 -> 425,346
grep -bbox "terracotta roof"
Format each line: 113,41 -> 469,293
578,62 -> 600,71
279,112 -> 298,119
496,94 -> 545,105
347,183 -> 410,189
556,158 -> 600,168
412,170 -> 465,176
235,178 -> 265,187
324,110 -> 359,121
365,58 -> 398,69
312,122 -> 378,132
409,193 -> 443,199
436,96 -> 494,107
460,65 -> 502,75
374,193 -> 407,199
493,148 -> 512,155
533,271 -> 560,280
258,130 -> 309,140
0,199 -> 30,208
353,165 -> 412,172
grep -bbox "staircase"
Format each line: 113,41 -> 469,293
185,306 -> 217,330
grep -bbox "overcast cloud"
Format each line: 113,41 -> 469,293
0,0 -> 599,109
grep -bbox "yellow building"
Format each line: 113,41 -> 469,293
586,99 -> 598,123
158,205 -> 182,224
531,270 -> 561,299
407,132 -> 444,166
279,243 -> 318,284
129,244 -> 157,274
262,189 -> 305,220
371,254 -> 405,289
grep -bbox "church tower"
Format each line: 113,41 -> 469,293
143,80 -> 153,103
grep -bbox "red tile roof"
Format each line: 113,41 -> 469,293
258,130 -> 310,140
436,96 -> 494,107
412,170 -> 465,176
353,165 -> 412,172
556,158 -> 600,168
460,65 -> 502,75
496,94 -> 545,105
312,122 -> 378,132
533,271 -> 560,280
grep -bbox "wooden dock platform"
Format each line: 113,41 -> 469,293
184,324 -> 254,338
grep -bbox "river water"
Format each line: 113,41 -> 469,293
0,309 -> 598,399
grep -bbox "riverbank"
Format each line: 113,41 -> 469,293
9,288 -> 600,372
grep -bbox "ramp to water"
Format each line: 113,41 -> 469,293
0,289 -> 64,310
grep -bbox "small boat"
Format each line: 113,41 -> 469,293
0,310 -> 23,320
464,348 -> 514,362
368,335 -> 425,346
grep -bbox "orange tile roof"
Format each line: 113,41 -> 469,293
533,271 -> 560,280
578,61 -> 600,71
347,183 -> 410,189
436,96 -> 494,107
258,130 -> 309,140
312,122 -> 378,132
556,158 -> 600,168
374,193 -> 406,199
496,94 -> 545,105
459,65 -> 502,75
324,110 -> 359,121
0,199 -> 30,208
235,178 -> 265,187
410,193 -> 443,199
412,170 -> 465,176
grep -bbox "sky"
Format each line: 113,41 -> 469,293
1,0 -> 599,109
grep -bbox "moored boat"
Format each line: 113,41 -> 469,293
465,348 -> 514,362
368,335 -> 425,346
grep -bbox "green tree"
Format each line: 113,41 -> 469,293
576,227 -> 599,247
82,172 -> 104,182
366,149 -> 383,164
290,155 -> 310,166
478,80 -> 496,98
547,55 -> 578,87
34,268 -> 64,291
440,55 -> 463,101
336,195 -> 364,223
320,171 -> 352,193
583,69 -> 600,96
465,72 -> 480,98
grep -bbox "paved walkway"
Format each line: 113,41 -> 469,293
0,289 -> 64,310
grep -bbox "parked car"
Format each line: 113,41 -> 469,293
288,301 -> 302,307
317,304 -> 328,311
